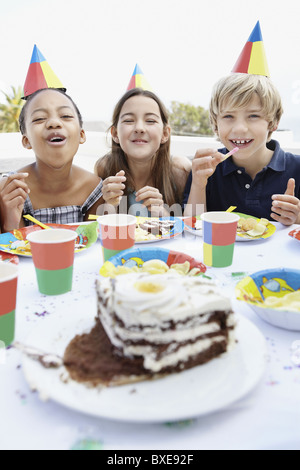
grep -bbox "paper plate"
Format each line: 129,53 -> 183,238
135,217 -> 184,243
100,246 -> 207,277
288,227 -> 300,243
184,216 -> 203,237
0,222 -> 99,257
185,213 -> 276,241
21,313 -> 266,423
0,251 -> 19,265
235,268 -> 300,331
235,212 -> 276,241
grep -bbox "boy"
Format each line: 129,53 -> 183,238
183,73 -> 300,225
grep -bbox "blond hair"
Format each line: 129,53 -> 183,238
209,74 -> 283,140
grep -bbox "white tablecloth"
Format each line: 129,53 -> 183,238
1,223 -> 300,450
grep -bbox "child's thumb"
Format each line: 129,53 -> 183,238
116,170 -> 125,177
285,178 -> 295,196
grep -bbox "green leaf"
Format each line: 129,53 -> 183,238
0,85 -> 24,133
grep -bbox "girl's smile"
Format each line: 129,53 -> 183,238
113,95 -> 170,163
46,132 -> 67,147
131,138 -> 148,144
22,89 -> 86,168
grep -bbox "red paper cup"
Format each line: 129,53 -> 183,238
27,229 -> 77,295
0,261 -> 18,346
98,214 -> 136,262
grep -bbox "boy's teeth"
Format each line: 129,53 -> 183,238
233,139 -> 251,144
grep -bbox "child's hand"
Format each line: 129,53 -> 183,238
136,186 -> 166,217
191,148 -> 224,188
271,178 -> 300,225
102,170 -> 126,206
0,173 -> 30,231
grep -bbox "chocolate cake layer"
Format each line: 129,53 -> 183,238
63,318 -> 229,386
64,318 -> 152,386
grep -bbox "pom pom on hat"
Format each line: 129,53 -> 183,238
232,21 -> 270,77
22,45 -> 66,99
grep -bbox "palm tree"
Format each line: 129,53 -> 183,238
0,86 -> 24,133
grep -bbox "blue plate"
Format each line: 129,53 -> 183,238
100,246 -> 207,276
0,222 -> 99,257
135,217 -> 184,243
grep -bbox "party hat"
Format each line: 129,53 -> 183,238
232,21 -> 270,77
22,45 -> 66,99
127,64 -> 152,91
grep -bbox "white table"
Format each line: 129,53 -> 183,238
1,223 -> 300,450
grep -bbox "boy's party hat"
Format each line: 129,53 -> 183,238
232,21 -> 270,77
127,64 -> 152,91
22,45 -> 66,99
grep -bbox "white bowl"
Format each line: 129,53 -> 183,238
235,268 -> 300,331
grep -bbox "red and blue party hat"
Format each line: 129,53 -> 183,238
22,45 -> 66,99
232,21 -> 270,77
127,64 -> 152,91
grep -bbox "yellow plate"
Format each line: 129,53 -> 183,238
235,213 -> 276,241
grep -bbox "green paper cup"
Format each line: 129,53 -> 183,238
0,261 -> 18,346
27,229 -> 77,295
201,211 -> 240,268
98,214 -> 136,262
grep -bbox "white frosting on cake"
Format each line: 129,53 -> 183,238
96,272 -> 235,373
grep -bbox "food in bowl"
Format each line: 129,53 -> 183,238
262,290 -> 300,312
99,247 -> 207,279
100,258 -> 204,278
235,268 -> 300,330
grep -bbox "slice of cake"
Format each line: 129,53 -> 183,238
138,219 -> 175,236
96,272 -> 236,379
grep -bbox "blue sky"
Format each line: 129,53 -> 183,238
1,0 -> 300,137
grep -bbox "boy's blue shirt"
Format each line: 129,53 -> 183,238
182,140 -> 300,219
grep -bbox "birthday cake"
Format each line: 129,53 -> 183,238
139,219 -> 175,236
64,273 -> 236,386
94,273 -> 235,382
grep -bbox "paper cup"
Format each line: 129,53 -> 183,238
0,261 -> 18,346
98,214 -> 136,262
27,229 -> 77,295
201,212 -> 240,268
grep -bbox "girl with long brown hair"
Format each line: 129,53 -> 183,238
94,88 -> 191,216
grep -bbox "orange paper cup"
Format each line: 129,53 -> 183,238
27,229 -> 77,295
0,261 -> 18,346
98,214 -> 136,262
